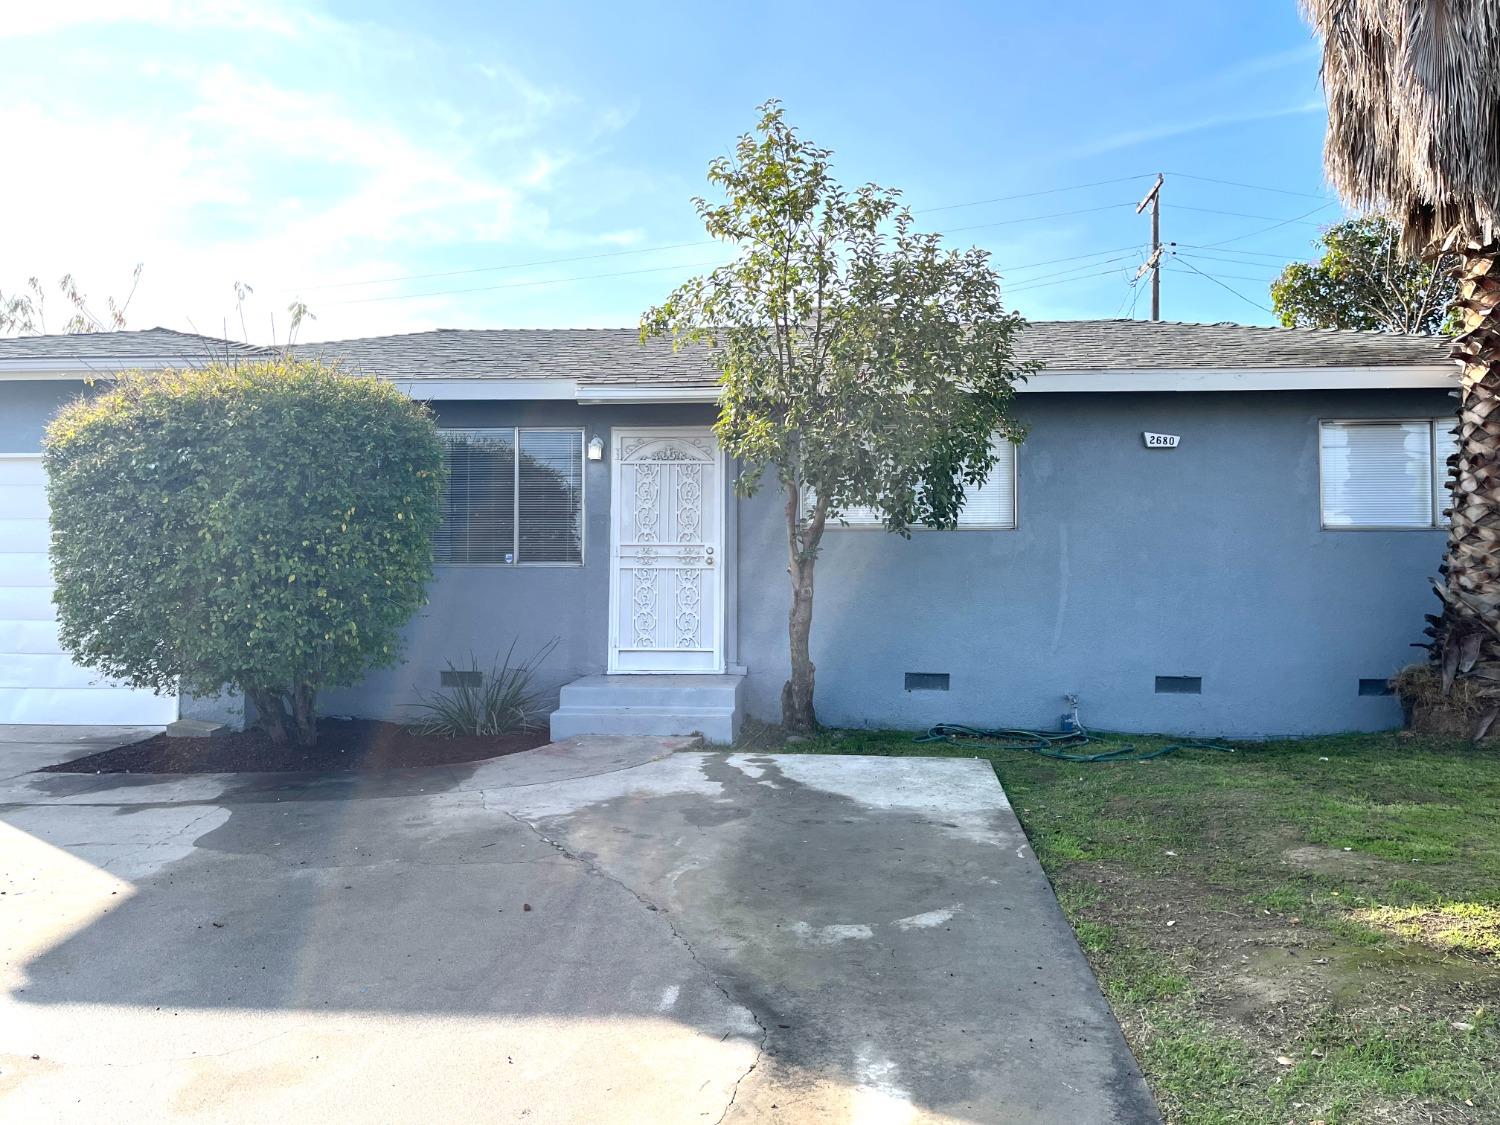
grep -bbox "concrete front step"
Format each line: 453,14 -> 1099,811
549,674 -> 745,744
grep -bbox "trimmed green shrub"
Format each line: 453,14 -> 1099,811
45,359 -> 445,746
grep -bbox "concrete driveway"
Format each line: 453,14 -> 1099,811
0,728 -> 1157,1124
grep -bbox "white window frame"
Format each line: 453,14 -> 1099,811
435,426 -> 587,566
818,438 -> 1020,531
1318,418 -> 1453,532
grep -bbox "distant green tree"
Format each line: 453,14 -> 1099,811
45,359 -> 445,748
643,102 -> 1034,733
1270,217 -> 1454,334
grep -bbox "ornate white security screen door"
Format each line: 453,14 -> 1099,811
609,428 -> 725,673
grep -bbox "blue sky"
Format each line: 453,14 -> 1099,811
0,2 -> 1340,343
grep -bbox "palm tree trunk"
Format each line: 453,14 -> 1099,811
1431,241 -> 1500,735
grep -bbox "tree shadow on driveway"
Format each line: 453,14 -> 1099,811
2,751 -> 1157,1123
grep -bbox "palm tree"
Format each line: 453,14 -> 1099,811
1306,1 -> 1500,734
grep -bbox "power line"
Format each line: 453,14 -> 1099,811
1003,253 -> 1141,289
1163,172 -> 1333,201
913,173 -> 1155,215
1169,258 -> 1274,313
280,178 -> 1334,307
1174,249 -> 1286,272
1173,203 -> 1332,225
1136,173 -> 1164,320
325,257 -> 732,305
939,202 -> 1134,236
1000,244 -> 1143,274
1173,242 -> 1311,261
1008,264 -> 1139,295
287,174 -> 1159,295
1169,264 -> 1279,284
1198,203 -> 1337,248
319,242 -> 1151,307
301,240 -> 715,292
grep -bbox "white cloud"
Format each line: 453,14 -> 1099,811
1064,100 -> 1325,160
0,0 -> 321,40
0,16 -> 646,343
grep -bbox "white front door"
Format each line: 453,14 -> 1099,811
609,428 -> 725,673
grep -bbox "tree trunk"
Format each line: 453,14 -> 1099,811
1430,240 -> 1500,736
246,684 -> 318,748
783,555 -> 817,732
247,687 -> 292,747
291,681 -> 318,748
782,479 -> 826,734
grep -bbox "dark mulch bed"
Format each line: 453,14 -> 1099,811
41,718 -> 551,775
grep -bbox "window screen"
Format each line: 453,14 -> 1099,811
517,430 -> 584,563
1320,420 -> 1450,530
435,430 -> 516,563
821,436 -> 1018,529
435,429 -> 583,564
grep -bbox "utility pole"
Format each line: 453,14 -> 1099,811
1135,173 -> 1164,320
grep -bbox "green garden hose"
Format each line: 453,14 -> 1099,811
914,723 -> 1237,762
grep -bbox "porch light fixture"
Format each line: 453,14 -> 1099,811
587,434 -> 605,462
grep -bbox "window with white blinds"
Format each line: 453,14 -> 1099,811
1319,419 -> 1455,530
435,429 -> 584,564
821,437 -> 1019,529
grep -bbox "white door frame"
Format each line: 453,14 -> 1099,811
607,426 -> 727,674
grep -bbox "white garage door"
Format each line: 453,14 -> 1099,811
0,456 -> 177,725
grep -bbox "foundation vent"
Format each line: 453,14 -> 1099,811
440,669 -> 484,688
904,672 -> 950,692
1358,678 -> 1394,696
1154,675 -> 1202,695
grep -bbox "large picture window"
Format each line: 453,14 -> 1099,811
818,436 -> 1019,529
1319,419 -> 1455,530
435,428 -> 584,564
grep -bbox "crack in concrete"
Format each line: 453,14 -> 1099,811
478,789 -> 770,1123
70,806 -> 227,875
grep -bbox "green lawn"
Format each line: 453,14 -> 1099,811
750,725 -> 1500,1124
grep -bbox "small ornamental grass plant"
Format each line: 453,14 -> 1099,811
408,638 -> 558,738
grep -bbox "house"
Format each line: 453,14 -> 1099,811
0,320 -> 1455,740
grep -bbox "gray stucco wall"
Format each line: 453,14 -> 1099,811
735,389 -> 1450,737
0,380 -> 90,450
0,380 -> 1453,737
320,401 -> 721,721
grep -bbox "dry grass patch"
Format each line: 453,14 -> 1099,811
1352,903 -> 1500,958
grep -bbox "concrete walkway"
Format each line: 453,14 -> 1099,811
0,729 -> 1157,1124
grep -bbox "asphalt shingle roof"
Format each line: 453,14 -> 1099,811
0,326 -> 269,361
295,329 -> 710,385
302,321 -> 1455,383
0,320 -> 1452,383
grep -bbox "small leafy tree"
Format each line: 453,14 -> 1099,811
45,359 -> 445,747
644,102 -> 1034,732
1270,217 -> 1455,334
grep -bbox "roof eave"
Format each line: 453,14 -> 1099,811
1021,364 -> 1455,392
0,357 -> 250,378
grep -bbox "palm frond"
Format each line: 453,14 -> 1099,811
1305,0 -> 1500,253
